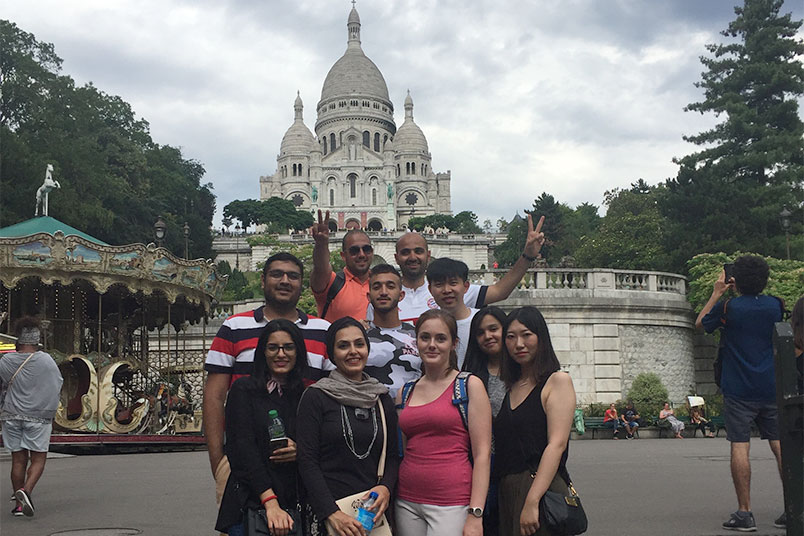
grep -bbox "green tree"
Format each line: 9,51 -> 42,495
662,0 -> 804,272
245,197 -> 315,233
0,21 -> 215,258
627,372 -> 670,418
575,183 -> 668,270
223,199 -> 262,229
686,251 -> 803,311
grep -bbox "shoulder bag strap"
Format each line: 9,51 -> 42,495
376,399 -> 387,481
8,352 -> 36,387
321,271 -> 346,319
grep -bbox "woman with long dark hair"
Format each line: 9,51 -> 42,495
494,306 -> 576,536
396,309 -> 492,536
297,316 -> 398,536
461,306 -> 507,535
215,319 -> 308,536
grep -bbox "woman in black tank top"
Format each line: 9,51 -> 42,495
494,307 -> 576,536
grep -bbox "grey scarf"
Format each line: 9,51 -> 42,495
310,369 -> 388,408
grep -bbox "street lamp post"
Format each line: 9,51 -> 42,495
154,216 -> 166,248
780,207 -> 791,260
183,222 -> 190,259
235,223 -> 242,270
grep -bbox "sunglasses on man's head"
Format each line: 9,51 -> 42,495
347,245 -> 373,256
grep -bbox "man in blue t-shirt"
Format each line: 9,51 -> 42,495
696,255 -> 785,531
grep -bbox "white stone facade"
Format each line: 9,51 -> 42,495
259,6 -> 451,231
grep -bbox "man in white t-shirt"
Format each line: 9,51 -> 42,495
369,214 -> 546,324
426,257 -> 481,369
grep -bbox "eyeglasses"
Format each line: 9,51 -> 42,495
265,343 -> 297,355
266,269 -> 302,281
347,245 -> 373,256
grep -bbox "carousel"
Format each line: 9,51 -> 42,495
0,172 -> 226,447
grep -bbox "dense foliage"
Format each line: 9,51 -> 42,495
0,20 -> 215,258
408,210 -> 483,234
222,198 -> 314,232
626,372 -> 670,419
661,0 -> 804,272
686,251 -> 803,311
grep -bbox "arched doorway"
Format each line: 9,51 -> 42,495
345,219 -> 361,230
327,220 -> 338,232
366,219 -> 383,232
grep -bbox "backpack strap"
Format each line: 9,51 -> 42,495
452,371 -> 471,430
396,378 -> 420,458
320,271 -> 346,319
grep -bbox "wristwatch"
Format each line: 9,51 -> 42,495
468,507 -> 484,518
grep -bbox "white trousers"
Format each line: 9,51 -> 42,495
395,498 -> 468,536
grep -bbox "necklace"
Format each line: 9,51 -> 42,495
340,405 -> 377,460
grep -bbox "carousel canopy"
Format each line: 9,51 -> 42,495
0,216 -> 108,245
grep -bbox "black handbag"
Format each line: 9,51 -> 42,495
245,506 -> 300,536
538,479 -> 588,536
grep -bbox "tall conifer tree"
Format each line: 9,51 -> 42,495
663,0 -> 804,271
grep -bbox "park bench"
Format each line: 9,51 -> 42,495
656,415 -> 726,437
582,417 -> 641,438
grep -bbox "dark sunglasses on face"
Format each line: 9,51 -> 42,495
266,269 -> 302,281
266,343 -> 297,355
347,245 -> 373,256
398,247 -> 426,256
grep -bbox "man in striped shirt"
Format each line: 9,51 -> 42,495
202,252 -> 332,505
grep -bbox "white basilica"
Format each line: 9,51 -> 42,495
259,5 -> 452,232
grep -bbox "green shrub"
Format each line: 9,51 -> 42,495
626,373 -> 669,418
584,401 -> 622,417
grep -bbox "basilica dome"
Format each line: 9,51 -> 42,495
280,92 -> 315,155
319,6 -> 390,103
393,91 -> 429,154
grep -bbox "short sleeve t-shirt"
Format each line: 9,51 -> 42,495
204,307 -> 332,384
365,322 -> 421,397
702,294 -> 783,401
366,281 -> 487,324
312,267 -> 370,323
455,308 -> 479,370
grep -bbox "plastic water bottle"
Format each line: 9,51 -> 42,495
356,491 -> 379,531
268,410 -> 285,440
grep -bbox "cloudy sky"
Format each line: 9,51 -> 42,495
6,0 -> 804,229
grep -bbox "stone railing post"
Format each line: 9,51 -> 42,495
536,271 -> 547,289
592,270 -> 615,290
648,274 -> 658,291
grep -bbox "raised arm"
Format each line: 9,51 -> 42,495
520,372 -> 576,534
695,270 -> 732,329
310,210 -> 334,294
484,214 -> 545,304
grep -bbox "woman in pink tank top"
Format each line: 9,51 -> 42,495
395,309 -> 492,536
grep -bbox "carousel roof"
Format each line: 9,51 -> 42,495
0,216 -> 108,245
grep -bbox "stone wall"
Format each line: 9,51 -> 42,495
619,325 -> 695,401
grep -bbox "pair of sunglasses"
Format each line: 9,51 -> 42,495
347,245 -> 373,255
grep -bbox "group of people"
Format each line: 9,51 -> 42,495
205,213 -> 583,536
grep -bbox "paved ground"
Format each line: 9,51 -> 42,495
0,437 -> 788,536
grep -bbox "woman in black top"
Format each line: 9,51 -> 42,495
215,319 -> 306,536
494,307 -> 576,536
462,306 -> 508,536
297,317 -> 399,536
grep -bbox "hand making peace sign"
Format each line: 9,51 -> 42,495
311,209 -> 331,244
522,213 -> 546,259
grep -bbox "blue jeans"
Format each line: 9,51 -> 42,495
226,520 -> 246,536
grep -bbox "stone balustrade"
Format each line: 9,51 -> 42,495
469,268 -> 686,295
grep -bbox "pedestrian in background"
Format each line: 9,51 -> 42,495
0,316 -> 63,518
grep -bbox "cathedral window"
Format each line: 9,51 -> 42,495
323,137 -> 327,154
299,164 -> 303,175
292,194 -> 304,207
362,131 -> 370,147
330,133 -> 336,151
292,164 -> 297,176
372,189 -> 377,205
374,133 -> 380,151
397,164 -> 400,176
405,192 -> 418,206
384,135 -> 388,146
405,162 -> 410,175
330,189 -> 335,206
348,173 -> 357,198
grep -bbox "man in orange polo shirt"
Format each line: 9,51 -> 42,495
310,210 -> 373,322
